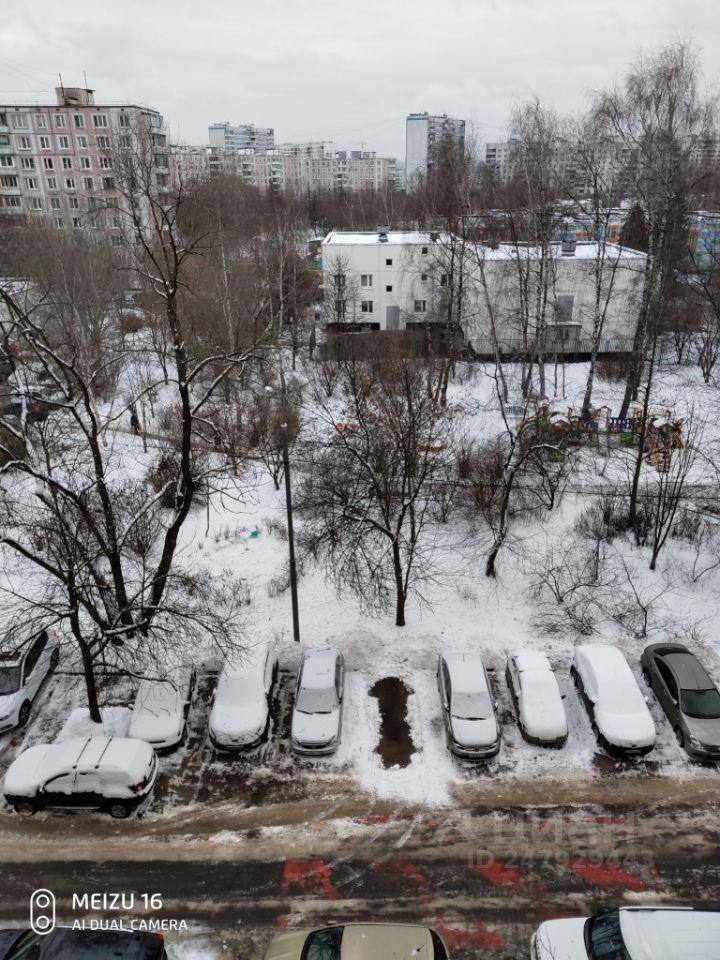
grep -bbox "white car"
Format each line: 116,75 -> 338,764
291,649 -> 345,756
437,652 -> 500,759
0,629 -> 60,734
209,644 -> 278,751
572,644 -> 655,757
506,650 -> 568,746
128,665 -> 196,751
3,736 -> 158,819
532,907 -> 720,960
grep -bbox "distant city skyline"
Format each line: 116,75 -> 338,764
3,0 -> 719,158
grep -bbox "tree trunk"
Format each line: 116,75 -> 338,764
81,646 -> 102,724
392,540 -> 406,627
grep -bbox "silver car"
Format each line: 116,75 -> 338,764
641,643 -> 720,761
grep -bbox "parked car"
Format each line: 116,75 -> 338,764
0,629 -> 60,734
3,736 -> 158,818
0,929 -> 167,959
572,644 -> 655,757
209,644 -> 278,750
291,649 -> 344,756
437,652 -> 500,759
506,650 -> 568,747
531,906 -> 720,960
641,643 -> 720,761
128,665 -> 196,751
264,923 -> 449,960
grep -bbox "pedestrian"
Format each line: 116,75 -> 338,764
129,403 -> 141,436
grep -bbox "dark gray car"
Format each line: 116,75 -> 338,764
641,643 -> 720,761
0,929 -> 167,959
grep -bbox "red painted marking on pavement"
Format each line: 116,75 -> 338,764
434,920 -> 507,953
281,859 -> 341,900
378,859 -> 432,898
565,858 -> 647,892
471,859 -> 527,888
276,916 -> 289,928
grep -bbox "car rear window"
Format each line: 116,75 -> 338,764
301,926 -> 344,960
430,929 -> 448,960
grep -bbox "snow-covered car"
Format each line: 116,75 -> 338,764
0,628 -> 60,734
3,736 -> 158,819
506,650 -> 568,747
531,907 -> 720,960
128,665 -> 196,751
437,652 -> 500,760
291,649 -> 345,756
572,644 -> 655,757
0,929 -> 167,960
264,923 -> 449,960
209,644 -> 278,751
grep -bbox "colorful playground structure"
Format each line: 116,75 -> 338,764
519,397 -> 684,472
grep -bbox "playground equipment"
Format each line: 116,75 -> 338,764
517,397 -> 684,472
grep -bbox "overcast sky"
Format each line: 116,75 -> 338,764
3,0 -> 719,157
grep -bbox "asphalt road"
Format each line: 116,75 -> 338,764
1,803 -> 718,960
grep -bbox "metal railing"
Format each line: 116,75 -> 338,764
469,336 -> 635,357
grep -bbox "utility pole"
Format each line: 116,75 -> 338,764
281,422 -> 300,643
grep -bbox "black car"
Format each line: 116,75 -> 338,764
0,929 -> 167,959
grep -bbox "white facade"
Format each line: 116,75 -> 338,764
405,113 -> 466,186
0,86 -> 168,236
208,121 -> 274,153
322,230 -> 645,351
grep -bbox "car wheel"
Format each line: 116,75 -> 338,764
108,802 -> 132,820
674,727 -> 685,749
49,648 -> 60,671
13,801 -> 36,817
18,701 -> 31,727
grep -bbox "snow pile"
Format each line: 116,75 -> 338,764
58,706 -> 132,741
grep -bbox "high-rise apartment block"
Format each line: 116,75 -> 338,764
0,85 -> 168,236
405,112 -> 466,186
208,121 -> 275,153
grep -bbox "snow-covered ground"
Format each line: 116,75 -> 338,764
2,358 -> 720,812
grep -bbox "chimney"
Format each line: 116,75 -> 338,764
561,238 -> 577,257
377,225 -> 389,243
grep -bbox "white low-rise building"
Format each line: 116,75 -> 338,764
321,229 -> 645,354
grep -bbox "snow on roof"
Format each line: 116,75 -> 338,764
302,648 -> 338,688
323,230 -> 449,246
515,650 -> 552,673
619,908 -> 720,960
442,652 -> 488,693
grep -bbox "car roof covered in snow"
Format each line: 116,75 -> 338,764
619,908 -> 720,960
301,649 -> 339,689
442,652 -> 489,693
575,644 -> 643,708
219,643 -> 271,681
3,738 -> 153,795
514,650 -> 552,673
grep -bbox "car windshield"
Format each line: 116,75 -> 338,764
297,686 -> 338,714
220,674 -> 260,700
452,691 -> 491,720
301,926 -> 344,960
0,665 -> 21,696
681,687 -> 720,719
585,912 -> 631,960
5,931 -> 42,959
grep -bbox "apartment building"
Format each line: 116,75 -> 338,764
171,143 -> 210,183
0,86 -> 168,236
208,121 -> 274,153
321,229 -> 644,353
405,112 -> 466,186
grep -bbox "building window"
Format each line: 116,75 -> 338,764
77,135 -> 88,149
421,246 -> 428,254
108,214 -> 121,229
43,157 -> 54,170
334,299 -> 346,319
361,300 -> 373,313
35,115 -> 47,129
92,114 -> 108,128
385,258 -> 393,266
360,274 -> 372,287
72,217 -> 82,228
83,176 -> 93,190
39,135 -> 50,149
4,196 -> 21,207
414,300 -> 427,313
111,235 -> 123,247
386,285 -> 393,292
50,197 -> 61,209
102,177 -> 115,191
21,157 -> 35,170
118,114 -> 130,128
333,273 -> 346,288
54,217 -> 64,228
28,197 -> 43,210
100,156 -> 112,169
97,135 -> 110,149
421,273 -> 428,281
17,136 -> 32,150
69,197 -> 79,209
0,156 -> 15,167
24,177 -> 38,190
62,157 -> 72,169
65,177 -> 76,190
59,135 -> 69,149
11,115 -> 28,129
0,113 -> 6,126
440,274 -> 448,287
54,114 -> 66,128
554,295 -> 575,323
80,156 -> 91,169
73,115 -> 84,128
47,177 -> 58,190
0,175 -> 18,187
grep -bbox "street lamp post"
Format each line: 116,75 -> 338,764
281,422 -> 301,643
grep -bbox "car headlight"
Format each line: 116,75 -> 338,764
688,734 -> 702,748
